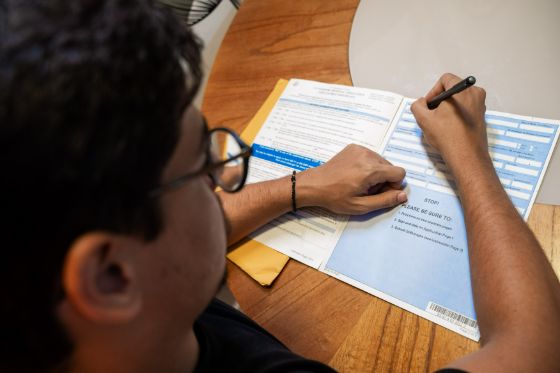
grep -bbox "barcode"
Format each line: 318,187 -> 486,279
427,302 -> 478,329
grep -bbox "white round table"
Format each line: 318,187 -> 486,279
349,0 -> 560,204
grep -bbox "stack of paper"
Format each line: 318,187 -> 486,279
228,79 -> 560,340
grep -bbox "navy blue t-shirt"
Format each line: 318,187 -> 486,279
193,299 -> 468,373
193,299 -> 335,372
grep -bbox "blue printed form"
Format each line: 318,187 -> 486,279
246,79 -> 559,340
323,98 -> 560,340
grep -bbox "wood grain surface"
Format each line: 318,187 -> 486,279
202,0 -> 560,371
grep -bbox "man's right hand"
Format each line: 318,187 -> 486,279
411,73 -> 490,174
411,74 -> 560,373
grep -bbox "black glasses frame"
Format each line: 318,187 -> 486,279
149,126 -> 252,197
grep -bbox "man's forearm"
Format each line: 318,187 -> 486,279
412,73 -> 560,371
450,153 -> 560,369
218,145 -> 407,247
218,176 -> 293,246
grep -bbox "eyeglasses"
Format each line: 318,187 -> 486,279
150,121 -> 252,196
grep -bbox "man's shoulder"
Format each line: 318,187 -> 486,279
193,298 -> 335,373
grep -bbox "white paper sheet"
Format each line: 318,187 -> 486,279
247,79 -> 403,267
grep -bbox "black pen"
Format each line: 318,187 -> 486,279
427,76 -> 476,110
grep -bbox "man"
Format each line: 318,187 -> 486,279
0,1 -> 558,372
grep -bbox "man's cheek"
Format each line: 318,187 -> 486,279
202,190 -> 227,251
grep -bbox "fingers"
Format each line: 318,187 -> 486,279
387,180 -> 403,190
425,73 -> 462,101
340,144 -> 404,187
367,183 -> 383,195
369,148 -> 405,189
411,97 -> 431,127
369,164 -> 406,185
473,86 -> 487,105
350,189 -> 408,214
350,144 -> 388,164
373,181 -> 403,192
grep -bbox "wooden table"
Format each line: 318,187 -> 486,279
202,1 -> 560,371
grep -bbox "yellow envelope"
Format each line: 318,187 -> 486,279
226,79 -> 290,286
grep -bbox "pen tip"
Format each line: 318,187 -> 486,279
467,76 -> 476,85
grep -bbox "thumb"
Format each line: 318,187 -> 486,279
357,189 -> 407,212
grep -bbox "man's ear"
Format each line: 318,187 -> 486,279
61,232 -> 142,324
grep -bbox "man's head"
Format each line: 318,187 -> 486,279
0,0 -> 226,370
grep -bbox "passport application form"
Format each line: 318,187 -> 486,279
246,79 -> 403,268
324,98 -> 560,340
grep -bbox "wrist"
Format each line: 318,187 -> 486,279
294,167 -> 321,208
446,149 -> 496,189
443,145 -> 492,173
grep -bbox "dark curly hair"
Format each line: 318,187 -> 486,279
0,0 -> 202,371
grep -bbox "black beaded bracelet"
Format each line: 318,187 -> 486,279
291,170 -> 297,212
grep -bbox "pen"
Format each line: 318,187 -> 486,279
427,76 -> 476,110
